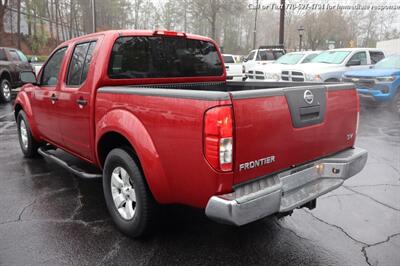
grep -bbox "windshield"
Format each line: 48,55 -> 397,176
374,56 -> 400,69
16,50 -> 28,62
223,55 -> 235,63
311,51 -> 350,64
273,50 -> 285,59
246,51 -> 256,61
276,53 -> 304,64
109,36 -> 223,79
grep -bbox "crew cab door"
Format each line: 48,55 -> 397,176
31,47 -> 68,143
57,40 -> 98,161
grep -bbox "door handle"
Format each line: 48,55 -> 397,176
76,97 -> 87,107
50,93 -> 58,104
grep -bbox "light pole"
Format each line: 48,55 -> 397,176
253,0 -> 259,49
297,25 -> 304,51
92,0 -> 97,33
279,0 -> 285,46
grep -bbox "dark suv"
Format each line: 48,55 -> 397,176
0,47 -> 33,102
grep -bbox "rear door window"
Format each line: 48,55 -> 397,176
8,50 -> 21,61
67,41 -> 97,86
257,50 -> 275,61
109,36 -> 223,79
81,42 -> 96,83
223,55 -> 235,63
369,51 -> 385,64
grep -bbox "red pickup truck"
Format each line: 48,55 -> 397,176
14,30 -> 367,237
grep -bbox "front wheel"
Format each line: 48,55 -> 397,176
103,148 -> 158,237
17,111 -> 40,157
392,91 -> 400,116
0,79 -> 12,102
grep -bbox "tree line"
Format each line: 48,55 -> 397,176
0,0 -> 399,55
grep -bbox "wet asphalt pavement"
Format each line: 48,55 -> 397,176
0,99 -> 399,266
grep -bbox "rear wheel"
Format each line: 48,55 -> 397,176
17,111 -> 40,157
103,148 -> 158,237
0,79 -> 12,102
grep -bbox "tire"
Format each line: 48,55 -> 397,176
393,91 -> 400,116
0,79 -> 12,102
103,148 -> 158,238
17,110 -> 40,158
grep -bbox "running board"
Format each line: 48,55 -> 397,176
38,146 -> 102,179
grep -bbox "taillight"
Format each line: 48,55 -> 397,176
204,106 -> 233,172
355,111 -> 360,139
354,93 -> 360,146
153,30 -> 186,37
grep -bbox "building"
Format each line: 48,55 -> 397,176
377,39 -> 400,55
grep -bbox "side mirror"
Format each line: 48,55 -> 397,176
20,71 -> 37,85
243,58 -> 248,62
347,59 -> 361,66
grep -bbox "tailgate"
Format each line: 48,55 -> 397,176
231,84 -> 358,185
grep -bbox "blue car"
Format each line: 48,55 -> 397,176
343,55 -> 400,114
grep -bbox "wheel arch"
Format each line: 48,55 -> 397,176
96,109 -> 171,204
0,70 -> 12,82
14,92 -> 42,141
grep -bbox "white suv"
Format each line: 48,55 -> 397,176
246,51 -> 320,81
281,48 -> 385,82
243,46 -> 286,73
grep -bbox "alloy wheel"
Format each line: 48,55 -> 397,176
111,166 -> 137,220
19,120 -> 29,150
2,82 -> 11,100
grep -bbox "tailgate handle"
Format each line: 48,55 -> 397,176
300,105 -> 320,120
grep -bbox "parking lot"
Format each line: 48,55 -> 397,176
0,100 -> 399,266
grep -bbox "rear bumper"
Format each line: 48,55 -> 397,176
205,147 -> 368,226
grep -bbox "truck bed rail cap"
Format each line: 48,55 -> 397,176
230,83 -> 355,100
98,86 -> 230,101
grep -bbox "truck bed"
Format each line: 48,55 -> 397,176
98,80 -> 358,186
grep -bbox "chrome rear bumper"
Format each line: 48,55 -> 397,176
205,147 -> 368,226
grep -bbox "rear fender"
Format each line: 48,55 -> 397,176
96,109 -> 171,203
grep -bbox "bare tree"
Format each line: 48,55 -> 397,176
0,0 -> 9,35
69,0 -> 74,38
133,0 -> 142,29
17,0 -> 21,48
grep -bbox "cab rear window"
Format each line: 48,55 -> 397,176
108,36 -> 223,79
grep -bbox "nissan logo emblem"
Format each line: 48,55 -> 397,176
304,90 -> 314,105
